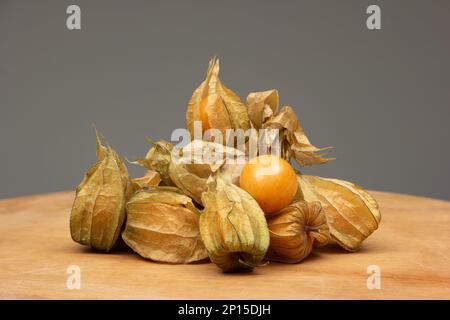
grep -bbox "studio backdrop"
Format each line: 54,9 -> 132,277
0,0 -> 449,200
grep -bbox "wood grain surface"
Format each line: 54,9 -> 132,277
0,190 -> 449,300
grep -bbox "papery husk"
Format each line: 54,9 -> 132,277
297,175 -> 381,251
246,89 -> 279,129
200,175 -> 270,272
133,140 -> 174,186
135,139 -> 245,205
169,139 -> 246,205
70,131 -> 130,251
266,201 -> 330,263
130,170 -> 161,192
122,186 -> 208,264
263,106 -> 334,166
186,57 -> 251,138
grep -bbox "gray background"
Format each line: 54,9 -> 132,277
1,0 -> 449,200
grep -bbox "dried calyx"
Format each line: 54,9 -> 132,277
70,130 -> 131,251
266,201 -> 330,263
247,90 -> 334,167
136,139 -> 245,205
170,140 -> 246,204
122,186 -> 208,263
297,175 -> 381,251
133,140 -> 174,186
130,170 -> 161,191
200,175 -> 270,272
186,57 -> 251,138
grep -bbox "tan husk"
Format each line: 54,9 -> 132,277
122,186 -> 208,263
133,140 -> 174,186
266,201 -> 330,263
136,139 -> 245,205
263,106 -> 334,166
130,170 -> 161,192
186,57 -> 251,138
297,175 -> 381,251
70,130 -> 131,252
200,175 -> 270,272
246,89 -> 279,130
169,140 -> 246,204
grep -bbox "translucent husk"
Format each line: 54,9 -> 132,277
137,139 -> 246,205
266,106 -> 334,166
133,140 -> 174,186
297,175 -> 381,251
246,89 -> 279,130
200,175 -> 270,272
122,186 -> 208,264
186,57 -> 251,138
130,170 -> 161,192
70,130 -> 131,252
169,140 -> 246,204
266,201 -> 330,263
247,90 -> 334,166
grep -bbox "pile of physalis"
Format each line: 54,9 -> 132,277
70,58 -> 381,272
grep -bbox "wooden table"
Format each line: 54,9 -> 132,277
0,190 -> 449,300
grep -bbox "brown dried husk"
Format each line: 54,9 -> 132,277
169,140 -> 246,204
266,201 -> 330,263
122,186 -> 208,263
297,175 -> 381,251
135,139 -> 245,205
70,131 -> 130,251
247,90 -> 334,166
186,57 -> 251,138
264,106 -> 334,166
133,140 -> 174,186
130,170 -> 161,192
200,175 -> 270,272
246,89 -> 279,130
